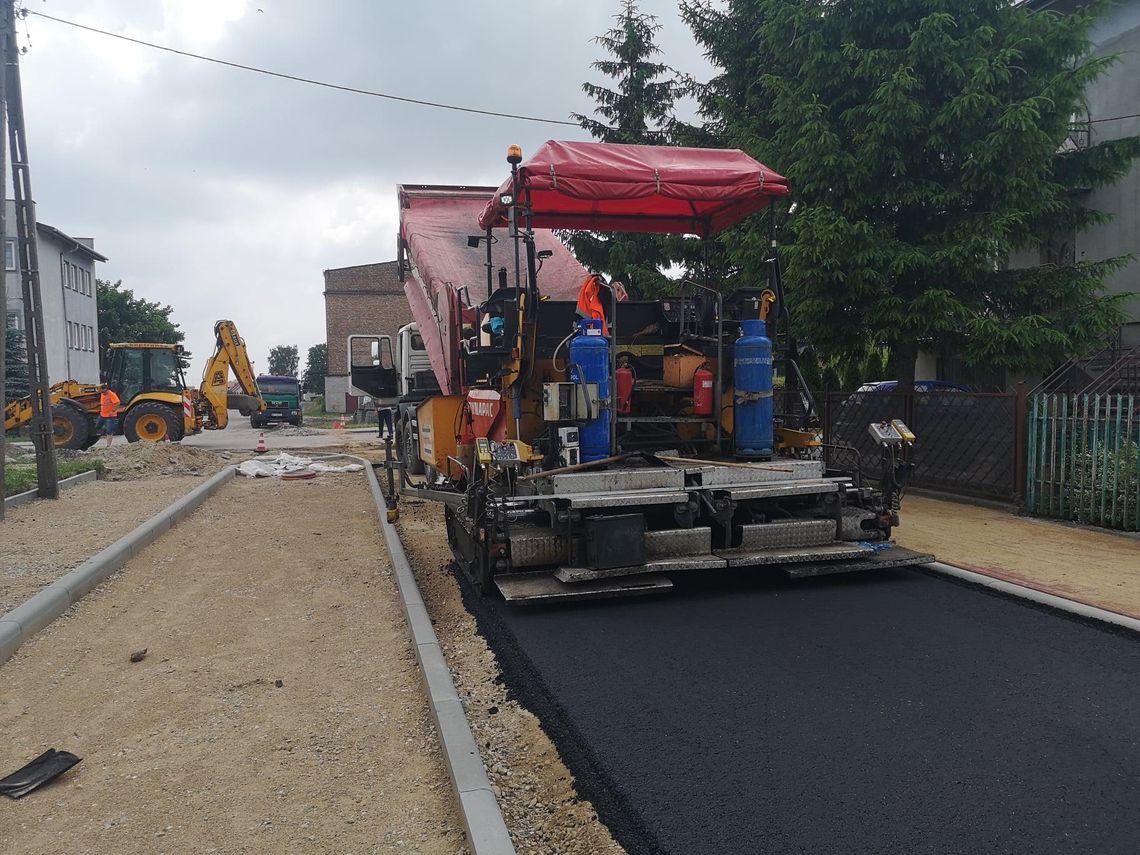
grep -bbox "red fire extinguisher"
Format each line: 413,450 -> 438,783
693,363 -> 714,416
616,361 -> 635,415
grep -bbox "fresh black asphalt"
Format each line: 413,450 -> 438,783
462,566 -> 1140,854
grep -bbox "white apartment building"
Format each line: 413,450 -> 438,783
4,201 -> 107,385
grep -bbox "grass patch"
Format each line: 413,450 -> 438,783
3,456 -> 103,495
302,396 -> 340,427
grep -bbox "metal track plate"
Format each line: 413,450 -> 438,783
496,571 -> 672,604
784,546 -> 936,578
696,459 -> 825,486
545,468 -> 685,495
722,479 -> 843,501
556,555 -> 727,583
644,527 -> 712,558
508,526 -> 568,568
738,519 -> 836,550
559,489 -> 691,509
715,541 -> 869,568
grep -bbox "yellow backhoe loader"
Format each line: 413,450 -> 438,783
4,320 -> 265,448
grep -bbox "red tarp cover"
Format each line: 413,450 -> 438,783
478,140 -> 790,237
399,185 -> 589,394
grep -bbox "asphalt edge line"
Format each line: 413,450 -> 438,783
3,468 -> 99,511
927,561 -> 1140,634
352,455 -> 517,855
0,466 -> 236,664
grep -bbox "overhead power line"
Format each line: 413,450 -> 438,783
1089,112 -> 1140,125
25,9 -> 578,127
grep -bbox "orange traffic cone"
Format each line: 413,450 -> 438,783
255,431 -> 268,454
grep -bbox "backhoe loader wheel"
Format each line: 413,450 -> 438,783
52,403 -> 91,450
124,402 -> 182,443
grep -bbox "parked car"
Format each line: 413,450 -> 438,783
852,380 -> 974,395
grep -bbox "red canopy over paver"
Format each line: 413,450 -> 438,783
399,185 -> 588,394
478,140 -> 790,237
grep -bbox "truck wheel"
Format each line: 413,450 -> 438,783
124,402 -> 181,443
250,415 -> 260,429
52,403 -> 91,450
402,419 -> 425,475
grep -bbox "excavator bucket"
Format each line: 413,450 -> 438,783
227,393 -> 262,417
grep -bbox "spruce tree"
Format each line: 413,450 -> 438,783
5,314 -> 29,401
568,0 -> 682,296
683,0 -> 1140,386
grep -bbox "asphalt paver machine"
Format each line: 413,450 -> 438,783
382,141 -> 933,603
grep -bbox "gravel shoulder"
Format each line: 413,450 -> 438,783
896,495 -> 1140,617
1,476 -> 207,614
396,497 -> 625,855
1,474 -> 465,854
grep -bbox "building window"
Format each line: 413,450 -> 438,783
4,239 -> 15,272
6,311 -> 20,331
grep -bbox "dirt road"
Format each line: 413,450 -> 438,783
1,475 -> 465,854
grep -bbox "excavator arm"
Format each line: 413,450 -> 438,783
197,320 -> 265,430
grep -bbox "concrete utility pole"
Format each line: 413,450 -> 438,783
3,0 -> 58,499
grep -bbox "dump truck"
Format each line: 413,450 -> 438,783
250,374 -> 303,428
4,319 -> 265,448
378,143 -> 933,603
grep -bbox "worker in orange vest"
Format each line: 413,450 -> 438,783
575,274 -> 628,335
97,384 -> 121,447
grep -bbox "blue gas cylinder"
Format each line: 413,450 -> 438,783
569,318 -> 611,463
734,319 -> 774,459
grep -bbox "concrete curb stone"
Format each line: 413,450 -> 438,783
350,454 -> 517,855
0,466 -> 236,665
3,468 -> 98,512
928,561 -> 1140,634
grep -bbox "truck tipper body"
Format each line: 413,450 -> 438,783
376,144 -> 933,603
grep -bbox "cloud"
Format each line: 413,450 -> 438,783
17,0 -> 711,371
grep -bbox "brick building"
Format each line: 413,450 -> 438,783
323,260 -> 413,413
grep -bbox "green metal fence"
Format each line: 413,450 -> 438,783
1026,393 -> 1140,531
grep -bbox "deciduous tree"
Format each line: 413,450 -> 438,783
268,344 -> 299,377
96,279 -> 187,368
301,343 -> 327,395
683,0 -> 1140,387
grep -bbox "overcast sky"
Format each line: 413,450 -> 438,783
15,0 -> 712,375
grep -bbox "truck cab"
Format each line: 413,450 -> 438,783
251,374 -> 302,428
347,323 -> 440,473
